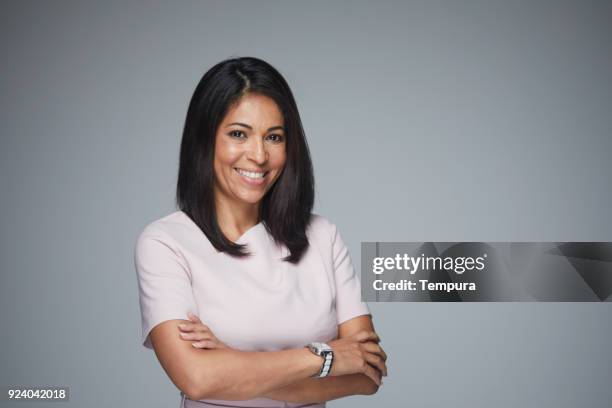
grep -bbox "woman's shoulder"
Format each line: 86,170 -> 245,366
137,210 -> 182,234
135,210 -> 198,248
307,213 -> 340,241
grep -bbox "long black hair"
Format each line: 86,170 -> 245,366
176,57 -> 314,264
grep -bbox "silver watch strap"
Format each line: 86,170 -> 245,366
318,352 -> 333,377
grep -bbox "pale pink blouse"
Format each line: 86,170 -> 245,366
134,211 -> 370,407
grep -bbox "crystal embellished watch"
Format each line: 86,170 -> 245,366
306,342 -> 334,377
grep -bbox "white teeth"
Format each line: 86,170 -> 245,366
236,168 -> 266,179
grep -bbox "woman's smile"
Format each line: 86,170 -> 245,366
234,167 -> 269,186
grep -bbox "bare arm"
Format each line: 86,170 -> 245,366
150,319 -> 323,401
261,374 -> 377,403
261,315 -> 387,403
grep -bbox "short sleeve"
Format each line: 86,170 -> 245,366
134,233 -> 198,350
330,221 -> 371,324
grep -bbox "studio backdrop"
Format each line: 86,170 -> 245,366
1,1 -> 611,407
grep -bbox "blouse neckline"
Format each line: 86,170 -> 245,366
235,221 -> 264,243
176,210 -> 264,245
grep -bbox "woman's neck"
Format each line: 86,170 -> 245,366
214,194 -> 261,242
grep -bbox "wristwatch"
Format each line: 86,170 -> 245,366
306,342 -> 334,378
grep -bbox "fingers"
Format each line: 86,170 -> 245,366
364,350 -> 387,377
363,363 -> 382,386
353,330 -> 380,344
191,338 -> 229,349
178,321 -> 210,333
180,314 -> 228,350
178,318 -> 214,341
178,322 -> 194,332
362,341 -> 388,377
362,341 -> 387,362
191,340 -> 218,349
187,311 -> 203,322
183,312 -> 209,330
179,331 -> 215,341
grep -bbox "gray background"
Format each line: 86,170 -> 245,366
1,0 -> 611,407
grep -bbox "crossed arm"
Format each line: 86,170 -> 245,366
149,314 -> 386,403
261,315 -> 382,403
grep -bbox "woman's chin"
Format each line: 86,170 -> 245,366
235,192 -> 266,206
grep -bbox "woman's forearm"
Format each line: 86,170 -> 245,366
261,373 -> 379,403
191,347 -> 322,400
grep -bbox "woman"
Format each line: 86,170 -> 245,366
134,57 -> 387,408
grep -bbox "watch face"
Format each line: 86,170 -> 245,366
309,342 -> 332,355
309,342 -> 324,355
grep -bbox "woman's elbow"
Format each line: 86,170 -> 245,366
186,382 -> 216,401
362,380 -> 380,395
182,384 -> 202,402
183,368 -> 220,401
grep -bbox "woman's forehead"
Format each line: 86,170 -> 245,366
222,93 -> 284,126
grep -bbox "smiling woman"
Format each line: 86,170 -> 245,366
134,57 -> 387,408
174,57 -> 315,264
213,93 -> 288,241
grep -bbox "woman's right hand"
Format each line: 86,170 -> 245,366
327,330 -> 387,385
178,312 -> 231,350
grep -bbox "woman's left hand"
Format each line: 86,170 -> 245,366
178,312 -> 231,350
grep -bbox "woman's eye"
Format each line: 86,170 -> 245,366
267,134 -> 284,143
228,130 -> 246,139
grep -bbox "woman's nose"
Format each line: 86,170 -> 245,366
246,137 -> 268,164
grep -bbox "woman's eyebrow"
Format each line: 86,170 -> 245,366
226,122 -> 285,132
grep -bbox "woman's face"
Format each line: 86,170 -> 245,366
213,93 -> 287,209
